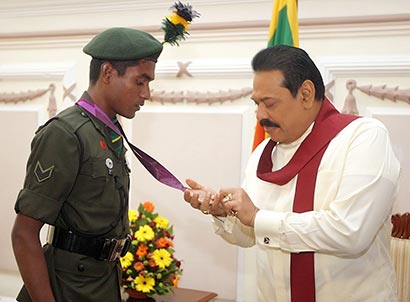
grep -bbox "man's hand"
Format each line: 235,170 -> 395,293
183,179 -> 226,217
218,188 -> 259,227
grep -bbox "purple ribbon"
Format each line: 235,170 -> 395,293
77,98 -> 186,191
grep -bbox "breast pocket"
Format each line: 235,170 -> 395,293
64,157 -> 122,234
70,158 -> 115,203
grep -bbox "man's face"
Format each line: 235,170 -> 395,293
252,70 -> 311,144
106,60 -> 156,119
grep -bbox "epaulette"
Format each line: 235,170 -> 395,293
36,105 -> 90,135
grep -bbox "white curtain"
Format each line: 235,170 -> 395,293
391,237 -> 410,301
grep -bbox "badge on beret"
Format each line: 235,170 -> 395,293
162,1 -> 200,46
34,161 -> 55,183
82,2 -> 200,61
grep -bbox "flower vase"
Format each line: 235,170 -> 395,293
126,288 -> 155,302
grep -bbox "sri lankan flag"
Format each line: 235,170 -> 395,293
252,0 -> 299,150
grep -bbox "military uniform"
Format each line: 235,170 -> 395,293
13,27 -> 163,302
15,93 -> 131,302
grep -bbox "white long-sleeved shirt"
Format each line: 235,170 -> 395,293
214,117 -> 400,302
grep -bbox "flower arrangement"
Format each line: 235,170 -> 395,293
162,1 -> 200,45
120,201 -> 183,297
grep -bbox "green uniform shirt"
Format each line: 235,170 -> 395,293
15,95 -> 130,302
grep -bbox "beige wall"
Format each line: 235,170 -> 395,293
1,1 -> 410,301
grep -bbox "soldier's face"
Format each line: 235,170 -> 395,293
107,60 -> 156,119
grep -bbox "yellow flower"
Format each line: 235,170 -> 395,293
135,225 -> 155,242
135,275 -> 155,293
128,209 -> 138,223
120,252 -> 134,270
167,12 -> 189,30
154,216 -> 169,229
152,249 -> 172,269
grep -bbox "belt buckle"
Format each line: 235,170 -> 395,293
46,225 -> 55,245
106,235 -> 131,262
120,235 -> 132,257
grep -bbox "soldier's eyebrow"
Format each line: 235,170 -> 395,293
138,73 -> 154,82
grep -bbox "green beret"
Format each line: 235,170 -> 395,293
83,27 -> 163,61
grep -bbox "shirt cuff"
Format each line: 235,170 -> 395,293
15,188 -> 63,224
254,209 -> 284,248
212,215 -> 236,234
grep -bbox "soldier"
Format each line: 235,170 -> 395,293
11,27 -> 163,302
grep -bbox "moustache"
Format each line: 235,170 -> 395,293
260,119 -> 279,128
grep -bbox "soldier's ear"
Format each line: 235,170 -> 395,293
101,62 -> 113,83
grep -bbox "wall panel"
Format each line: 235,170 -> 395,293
0,108 -> 41,273
129,106 -> 253,301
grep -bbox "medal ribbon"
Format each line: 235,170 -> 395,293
77,98 -> 186,192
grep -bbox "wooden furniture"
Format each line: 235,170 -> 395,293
391,212 -> 410,239
153,288 -> 217,302
127,288 -> 217,302
390,213 -> 410,301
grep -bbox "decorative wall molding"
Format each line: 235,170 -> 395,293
1,15 -> 409,49
156,59 -> 252,78
0,62 -> 77,117
356,83 -> 410,104
0,84 -> 57,118
325,80 -> 335,101
149,88 -> 252,104
301,22 -> 410,40
342,80 -> 410,115
2,16 -> 410,38
158,56 -> 410,80
0,1 -> 166,17
0,84 -> 53,103
0,0 -> 269,18
63,83 -> 77,102
148,79 -> 335,105
318,56 -> 410,83
0,62 -> 76,80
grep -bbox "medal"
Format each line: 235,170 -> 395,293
105,158 -> 114,175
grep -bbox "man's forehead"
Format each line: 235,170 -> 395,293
253,69 -> 284,82
252,71 -> 286,97
127,62 -> 156,81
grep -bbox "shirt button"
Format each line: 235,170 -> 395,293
263,237 -> 270,244
77,264 -> 85,272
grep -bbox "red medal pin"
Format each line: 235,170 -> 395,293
100,140 -> 107,150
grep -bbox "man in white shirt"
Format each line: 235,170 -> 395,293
184,45 -> 400,302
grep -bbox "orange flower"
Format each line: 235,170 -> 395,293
136,244 -> 148,257
171,275 -> 180,287
148,258 -> 157,268
156,237 -> 174,248
134,261 -> 145,272
143,201 -> 155,212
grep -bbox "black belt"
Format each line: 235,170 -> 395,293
50,226 -> 131,262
